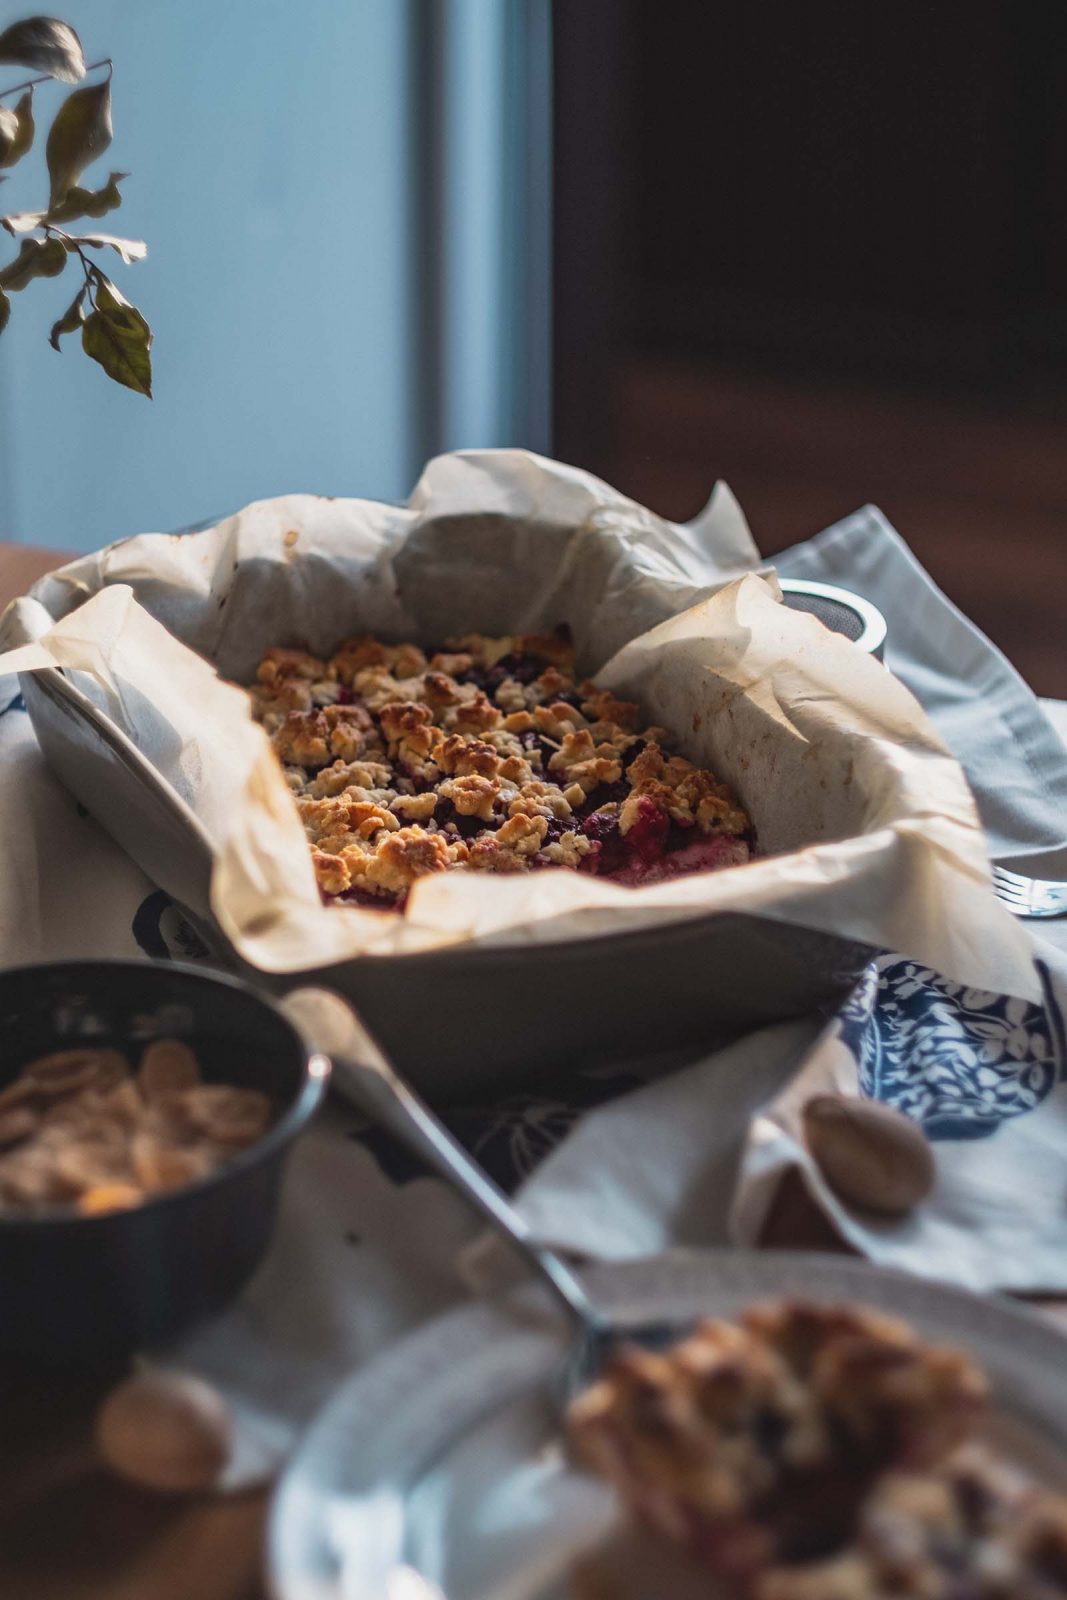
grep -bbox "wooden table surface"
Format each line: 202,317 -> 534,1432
0,541 -> 71,604
0,542 -> 268,1600
0,539 -> 1064,1600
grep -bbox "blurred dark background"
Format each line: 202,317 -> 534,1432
553,2 -> 1067,694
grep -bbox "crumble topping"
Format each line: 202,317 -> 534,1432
567,1301 -> 989,1583
570,1446 -> 1067,1600
246,626 -> 754,907
755,1447 -> 1067,1599
566,1300 -> 1067,1599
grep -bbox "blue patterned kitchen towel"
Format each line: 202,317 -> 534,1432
839,955 -> 1064,1143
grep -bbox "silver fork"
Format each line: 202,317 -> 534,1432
280,989 -> 681,1399
993,865 -> 1067,919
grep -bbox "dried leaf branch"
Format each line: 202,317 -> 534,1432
0,16 -> 152,396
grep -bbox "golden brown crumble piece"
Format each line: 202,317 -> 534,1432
447,691 -> 501,735
256,646 -> 327,684
391,791 -> 438,822
439,773 -> 501,821
548,728 -> 623,794
580,686 -> 641,729
309,758 -> 394,796
567,1301 -> 988,1584
310,847 -> 356,895
515,628 -> 576,664
755,1447 -> 1067,1599
364,826 -> 451,895
244,628 -> 754,907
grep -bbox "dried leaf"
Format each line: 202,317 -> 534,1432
12,91 -> 34,161
0,17 -> 85,82
0,92 -> 34,169
67,232 -> 146,264
0,107 -> 17,164
47,168 -> 126,224
1,210 -> 46,235
81,274 -> 152,397
0,233 -> 65,290
46,80 -> 112,209
49,280 -> 86,349
0,287 -> 9,334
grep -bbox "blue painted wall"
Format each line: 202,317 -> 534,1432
0,0 -> 418,549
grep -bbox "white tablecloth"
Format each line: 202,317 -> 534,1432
2,503 -> 1066,1477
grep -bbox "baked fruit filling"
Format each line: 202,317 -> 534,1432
571,1449 -> 1067,1600
246,628 -> 753,907
566,1301 -> 1027,1596
754,1448 -> 1067,1600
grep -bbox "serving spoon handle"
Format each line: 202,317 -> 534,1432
279,988 -> 604,1338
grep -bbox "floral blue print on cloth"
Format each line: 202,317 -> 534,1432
126,879 -> 1065,1170
838,956 -> 1064,1142
128,885 -> 1066,1185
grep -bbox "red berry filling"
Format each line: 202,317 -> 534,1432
624,795 -> 671,859
252,630 -> 754,907
580,794 -> 750,886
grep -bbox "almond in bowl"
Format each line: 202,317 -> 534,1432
0,1038 -> 275,1217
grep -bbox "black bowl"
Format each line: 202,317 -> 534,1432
0,960 -> 328,1366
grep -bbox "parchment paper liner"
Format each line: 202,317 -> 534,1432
0,449 -> 1038,1001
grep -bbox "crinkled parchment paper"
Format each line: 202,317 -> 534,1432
0,449 -> 1039,999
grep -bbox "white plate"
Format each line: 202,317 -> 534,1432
268,1249 -> 1067,1600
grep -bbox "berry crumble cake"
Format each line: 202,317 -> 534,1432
753,1447 -> 1067,1600
246,627 -> 754,907
572,1448 -> 1067,1600
567,1301 -> 993,1591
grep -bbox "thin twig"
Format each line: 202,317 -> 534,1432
43,223 -> 98,299
0,57 -> 111,100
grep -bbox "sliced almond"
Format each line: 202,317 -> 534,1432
0,1038 -> 273,1216
40,1102 -> 129,1145
0,1106 -> 39,1151
92,1053 -> 131,1094
138,1039 -> 202,1102
22,1048 -> 129,1100
97,1079 -> 144,1126
131,1134 -> 207,1194
0,1148 -> 73,1207
181,1086 -> 272,1146
56,1113 -> 128,1150
78,1182 -> 145,1216
0,1076 -> 37,1114
141,1095 -> 197,1144
53,1136 -> 132,1193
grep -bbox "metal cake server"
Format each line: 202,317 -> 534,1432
280,988 -> 679,1400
